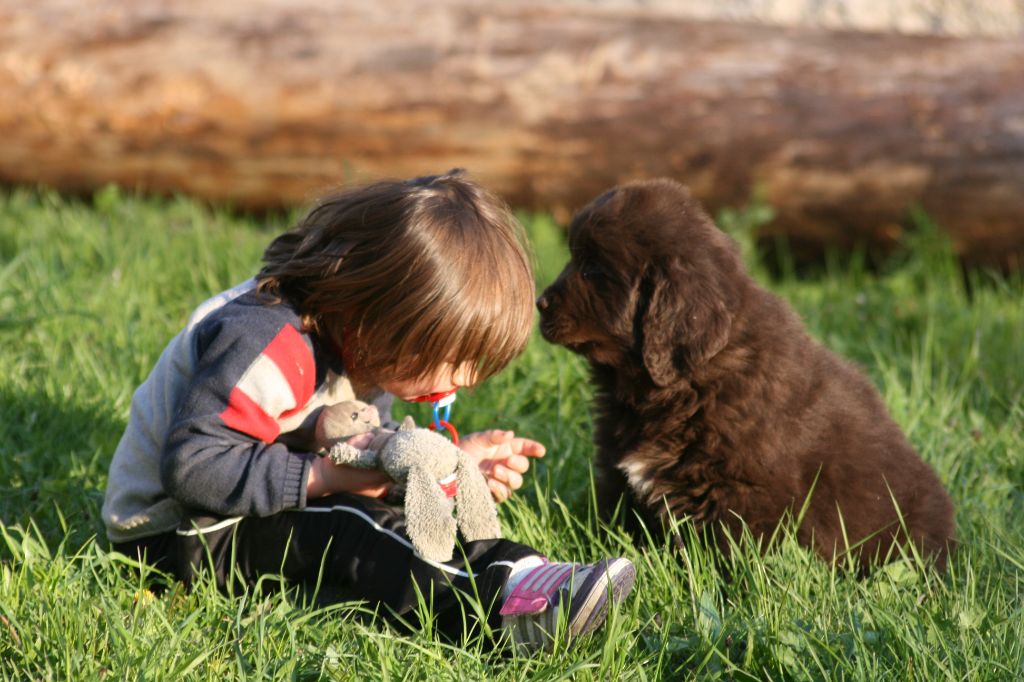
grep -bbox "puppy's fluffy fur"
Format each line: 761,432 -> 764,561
537,179 -> 954,572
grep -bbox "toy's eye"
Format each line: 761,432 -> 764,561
351,412 -> 360,420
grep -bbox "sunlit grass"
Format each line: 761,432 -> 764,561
1,186 -> 1021,679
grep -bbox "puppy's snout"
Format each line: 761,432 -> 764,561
536,294 -> 550,312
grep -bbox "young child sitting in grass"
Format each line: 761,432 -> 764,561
102,169 -> 635,652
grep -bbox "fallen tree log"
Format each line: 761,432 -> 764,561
1,0 -> 1022,269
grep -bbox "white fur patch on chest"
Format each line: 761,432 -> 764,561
616,455 -> 657,500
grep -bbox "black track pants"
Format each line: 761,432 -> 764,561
114,493 -> 541,639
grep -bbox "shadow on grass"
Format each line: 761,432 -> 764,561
0,386 -> 124,549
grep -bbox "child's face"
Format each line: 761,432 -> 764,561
379,362 -> 476,402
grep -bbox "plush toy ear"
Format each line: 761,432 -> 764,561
453,451 -> 502,542
404,463 -> 457,562
641,265 -> 733,386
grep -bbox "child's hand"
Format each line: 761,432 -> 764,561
307,450 -> 392,500
459,430 -> 546,502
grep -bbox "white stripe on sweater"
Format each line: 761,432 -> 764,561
235,351 -> 298,417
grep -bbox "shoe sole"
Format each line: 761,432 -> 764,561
565,557 -> 636,639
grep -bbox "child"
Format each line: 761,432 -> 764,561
102,169 -> 635,652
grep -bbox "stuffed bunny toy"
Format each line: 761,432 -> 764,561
315,400 -> 502,562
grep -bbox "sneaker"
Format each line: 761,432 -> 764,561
499,558 -> 636,653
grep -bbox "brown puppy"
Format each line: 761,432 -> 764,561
537,179 -> 954,573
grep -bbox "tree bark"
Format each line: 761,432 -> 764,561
1,0 -> 1022,268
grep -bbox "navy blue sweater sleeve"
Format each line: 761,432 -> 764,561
161,303 -> 316,517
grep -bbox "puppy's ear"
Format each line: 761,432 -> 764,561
641,265 -> 733,385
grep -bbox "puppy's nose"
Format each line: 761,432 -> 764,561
536,295 -> 549,312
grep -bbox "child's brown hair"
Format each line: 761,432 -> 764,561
257,169 -> 534,386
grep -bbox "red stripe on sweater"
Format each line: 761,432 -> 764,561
221,386 -> 281,443
262,324 -> 315,417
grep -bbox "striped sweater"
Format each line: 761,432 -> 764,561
102,280 -> 392,542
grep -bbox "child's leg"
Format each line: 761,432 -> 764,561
175,493 -> 637,651
175,493 -> 540,639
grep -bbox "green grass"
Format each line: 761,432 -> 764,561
1,185 -> 1022,680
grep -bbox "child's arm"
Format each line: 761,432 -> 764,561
161,310 -> 325,516
307,453 -> 390,499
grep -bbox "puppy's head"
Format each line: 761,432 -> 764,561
537,179 -> 747,385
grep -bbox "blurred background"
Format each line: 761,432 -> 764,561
1,0 -> 1022,270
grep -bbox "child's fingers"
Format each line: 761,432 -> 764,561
345,432 -> 375,449
510,437 -> 546,458
507,470 -> 523,490
487,429 -> 514,445
504,454 -> 532,474
488,479 -> 511,502
490,464 -> 523,491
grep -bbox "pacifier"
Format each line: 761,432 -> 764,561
407,388 -> 460,445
